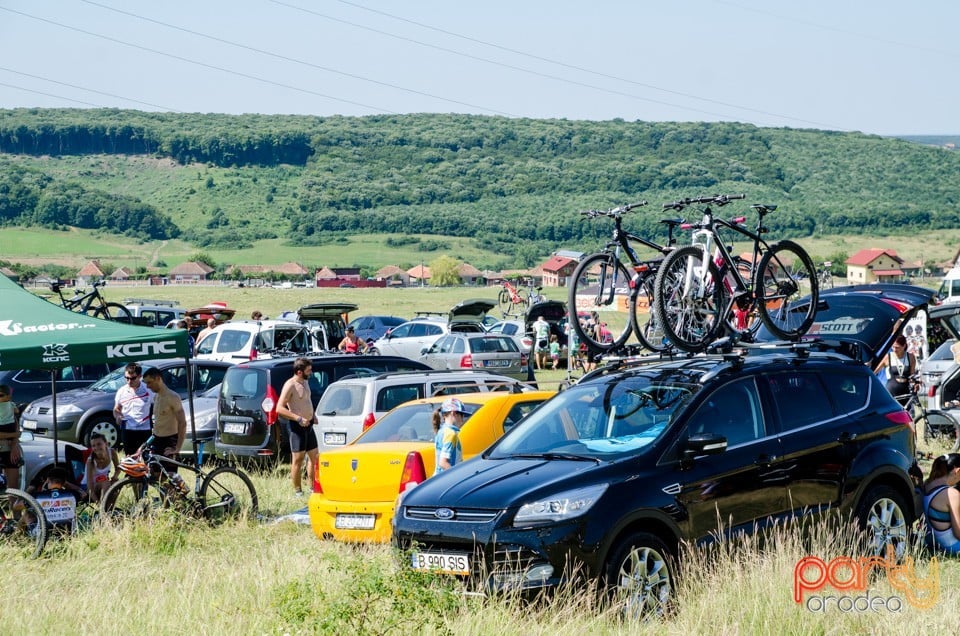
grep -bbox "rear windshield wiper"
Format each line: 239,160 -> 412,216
506,452 -> 601,463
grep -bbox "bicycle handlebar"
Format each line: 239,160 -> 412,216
579,201 -> 648,218
662,193 -> 746,210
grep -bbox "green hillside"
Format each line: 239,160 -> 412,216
2,109 -> 960,272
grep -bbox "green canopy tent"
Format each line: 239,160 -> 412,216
0,275 -> 191,463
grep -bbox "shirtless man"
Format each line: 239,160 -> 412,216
142,367 -> 186,458
276,357 -> 318,497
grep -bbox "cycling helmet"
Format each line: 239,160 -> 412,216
120,456 -> 149,478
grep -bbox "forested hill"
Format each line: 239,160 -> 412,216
1,108 -> 959,265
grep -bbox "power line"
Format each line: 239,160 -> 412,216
0,66 -> 181,111
76,0 -> 514,116
0,5 -> 393,115
318,0 -> 842,129
0,81 -> 106,108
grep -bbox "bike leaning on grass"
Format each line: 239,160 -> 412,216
0,474 -> 47,558
653,194 -> 819,353
568,201 -> 682,355
100,437 -> 258,521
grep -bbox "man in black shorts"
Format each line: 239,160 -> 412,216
275,358 -> 317,498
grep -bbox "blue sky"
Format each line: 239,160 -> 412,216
0,0 -> 956,135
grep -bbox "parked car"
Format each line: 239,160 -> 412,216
920,338 -> 956,400
179,382 -> 222,457
215,355 -> 431,462
309,390 -> 555,543
20,359 -> 232,448
392,349 -> 919,614
194,319 -> 315,362
313,370 -> 529,452
277,303 -> 356,351
17,430 -> 87,491
348,315 -> 406,345
919,301 -> 960,410
123,302 -> 185,328
486,319 -> 533,354
418,333 -> 527,381
0,364 -> 112,412
371,299 -> 493,359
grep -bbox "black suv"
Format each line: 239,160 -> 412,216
392,347 -> 919,613
216,354 -> 430,462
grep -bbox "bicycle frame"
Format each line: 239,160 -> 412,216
677,203 -> 771,328
53,280 -> 107,313
591,208 -> 676,305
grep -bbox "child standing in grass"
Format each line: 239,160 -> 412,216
549,334 -> 560,370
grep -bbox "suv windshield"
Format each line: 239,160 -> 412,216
359,402 -> 480,444
489,372 -> 699,460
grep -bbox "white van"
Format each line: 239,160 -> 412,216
938,268 -> 960,304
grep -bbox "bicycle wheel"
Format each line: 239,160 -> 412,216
568,252 -> 633,354
630,271 -> 670,353
498,288 -> 512,316
653,246 -> 723,353
100,478 -> 155,519
920,409 -> 960,454
755,240 -> 818,340
199,466 -> 258,522
93,302 -> 134,324
0,488 -> 47,559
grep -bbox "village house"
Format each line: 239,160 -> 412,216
75,260 -> 106,286
844,248 -> 905,285
168,261 -> 215,283
375,265 -> 410,286
540,255 -> 578,287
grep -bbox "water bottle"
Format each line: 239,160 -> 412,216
169,473 -> 188,495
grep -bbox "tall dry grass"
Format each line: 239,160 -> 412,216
3,462 -> 958,636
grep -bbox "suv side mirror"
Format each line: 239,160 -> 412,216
683,433 -> 727,463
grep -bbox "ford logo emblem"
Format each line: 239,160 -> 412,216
435,508 -> 455,520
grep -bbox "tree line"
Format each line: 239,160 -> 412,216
2,109 -> 960,263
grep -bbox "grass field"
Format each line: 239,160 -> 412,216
3,449 -> 956,635
2,223 -> 959,276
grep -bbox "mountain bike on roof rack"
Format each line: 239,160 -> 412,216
50,280 -> 133,323
567,201 -> 683,355
652,194 -> 819,353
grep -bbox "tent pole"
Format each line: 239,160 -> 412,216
51,368 -> 59,466
186,357 -> 198,466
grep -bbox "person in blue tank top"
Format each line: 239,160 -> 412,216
434,398 -> 466,474
923,453 -> 960,554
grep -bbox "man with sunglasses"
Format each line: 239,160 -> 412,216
113,362 -> 154,454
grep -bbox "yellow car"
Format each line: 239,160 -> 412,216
308,389 -> 555,542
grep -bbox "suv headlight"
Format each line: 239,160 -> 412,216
513,483 -> 608,526
54,403 -> 83,417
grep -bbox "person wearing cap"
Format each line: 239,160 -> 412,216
434,398 -> 466,473
337,325 -> 368,354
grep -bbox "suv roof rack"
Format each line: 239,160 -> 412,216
124,297 -> 179,306
413,311 -> 446,318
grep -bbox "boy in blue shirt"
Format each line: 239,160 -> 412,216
434,398 -> 466,473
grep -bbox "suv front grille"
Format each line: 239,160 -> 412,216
405,506 -> 499,523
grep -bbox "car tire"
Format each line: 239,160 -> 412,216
82,416 -> 120,448
604,531 -> 675,619
855,484 -> 912,559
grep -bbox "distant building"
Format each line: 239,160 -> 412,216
457,262 -> 483,285
76,260 -> 106,286
168,261 -> 215,283
845,248 -> 904,284
540,255 -> 577,287
375,265 -> 410,286
407,264 -> 431,285
109,266 -> 135,282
